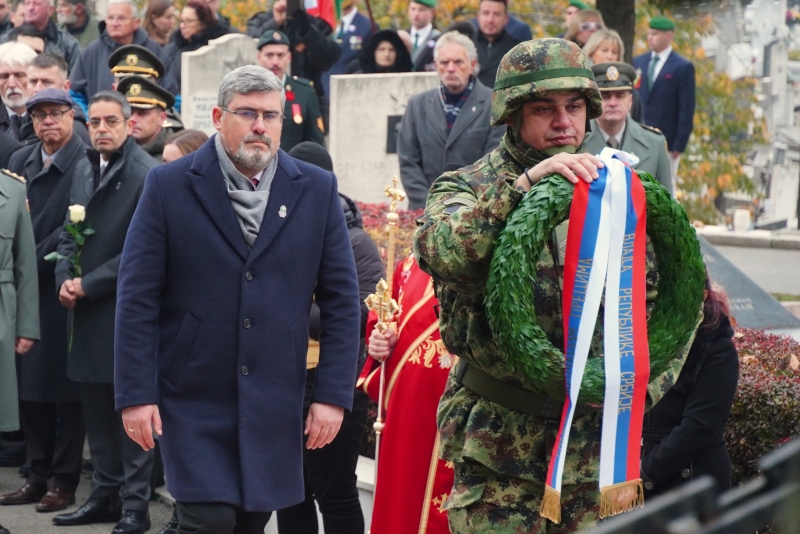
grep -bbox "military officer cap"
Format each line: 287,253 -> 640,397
257,30 -> 291,51
108,44 -> 165,79
569,0 -> 589,9
591,62 -> 637,91
649,16 -> 675,31
117,75 -> 175,111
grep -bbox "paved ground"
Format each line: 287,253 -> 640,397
0,464 -> 174,534
714,245 -> 800,296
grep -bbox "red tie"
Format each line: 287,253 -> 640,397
250,176 -> 259,188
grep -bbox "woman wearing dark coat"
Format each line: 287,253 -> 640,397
163,0 -> 233,91
345,29 -> 413,74
641,276 -> 740,497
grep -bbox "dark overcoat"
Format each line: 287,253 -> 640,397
10,133 -> 87,402
55,136 -> 157,383
633,50 -> 696,153
641,318 -> 739,496
113,139 -> 361,512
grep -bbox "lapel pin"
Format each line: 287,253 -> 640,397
279,205 -> 287,218
472,106 -> 476,112
115,182 -> 121,190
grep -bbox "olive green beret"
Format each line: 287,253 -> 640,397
649,16 -> 675,31
412,0 -> 437,8
569,0 -> 589,9
257,30 -> 291,51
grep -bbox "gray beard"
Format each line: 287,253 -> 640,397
2,92 -> 24,110
57,11 -> 78,25
220,131 -> 276,171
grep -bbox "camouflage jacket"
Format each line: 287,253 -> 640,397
413,135 -> 693,478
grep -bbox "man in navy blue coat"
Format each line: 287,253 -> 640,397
321,0 -> 373,96
633,16 -> 696,193
114,65 -> 361,534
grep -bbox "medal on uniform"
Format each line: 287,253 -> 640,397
279,205 -> 287,218
292,103 -> 303,124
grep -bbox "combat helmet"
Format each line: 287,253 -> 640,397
491,38 -> 603,126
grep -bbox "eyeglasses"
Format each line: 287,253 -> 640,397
87,116 -> 124,129
31,107 -> 71,122
0,71 -> 26,81
220,107 -> 283,125
579,22 -> 603,32
179,17 -> 198,25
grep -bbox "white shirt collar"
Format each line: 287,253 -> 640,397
339,7 -> 358,30
411,23 -> 432,44
41,146 -> 62,163
5,105 -> 18,119
650,45 -> 672,82
597,120 -> 626,144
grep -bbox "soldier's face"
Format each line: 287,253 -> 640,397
28,64 -> 69,94
565,5 -> 579,27
129,107 -> 166,145
407,2 -> 433,30
257,44 -> 291,79
516,92 -> 587,151
598,90 -> 632,126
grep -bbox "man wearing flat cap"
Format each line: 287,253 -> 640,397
117,74 -> 182,162
584,61 -> 673,194
633,16 -> 695,193
257,30 -> 324,153
0,88 -> 87,514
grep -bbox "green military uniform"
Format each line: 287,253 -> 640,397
413,39 -> 692,533
256,31 -> 325,153
109,44 -> 184,140
583,62 -> 673,195
0,170 -> 39,432
117,75 -> 181,162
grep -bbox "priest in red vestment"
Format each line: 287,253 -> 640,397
361,254 -> 455,534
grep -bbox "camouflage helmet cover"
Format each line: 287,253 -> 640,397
491,38 -> 603,126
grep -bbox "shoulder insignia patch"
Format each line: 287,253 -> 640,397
2,169 -> 25,183
641,124 -> 663,135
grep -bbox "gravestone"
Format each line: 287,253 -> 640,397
699,236 -> 800,329
181,34 -> 258,135
328,72 -> 439,205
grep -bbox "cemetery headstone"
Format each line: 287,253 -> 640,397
328,72 -> 439,206
181,34 -> 258,136
699,236 -> 800,329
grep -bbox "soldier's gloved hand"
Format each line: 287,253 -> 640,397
368,326 -> 398,362
519,153 -> 604,190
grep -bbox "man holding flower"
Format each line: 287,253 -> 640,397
53,89 -> 159,534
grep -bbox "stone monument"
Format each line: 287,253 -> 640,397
328,72 -> 439,206
181,34 -> 258,135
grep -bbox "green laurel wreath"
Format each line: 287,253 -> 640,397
485,171 -> 705,405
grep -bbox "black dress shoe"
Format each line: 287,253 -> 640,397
0,443 -> 26,467
0,523 -> 9,534
156,510 -> 178,534
112,510 -> 151,534
52,495 -> 122,526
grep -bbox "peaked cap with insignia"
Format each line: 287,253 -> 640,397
591,62 -> 637,91
257,30 -> 291,50
117,75 -> 175,110
108,44 -> 165,79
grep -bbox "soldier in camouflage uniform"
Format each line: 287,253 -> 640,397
413,38 -> 689,533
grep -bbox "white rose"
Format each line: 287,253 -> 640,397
68,205 -> 86,223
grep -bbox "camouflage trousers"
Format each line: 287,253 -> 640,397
446,410 -> 602,534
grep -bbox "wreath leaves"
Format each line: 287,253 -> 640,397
485,171 -> 705,405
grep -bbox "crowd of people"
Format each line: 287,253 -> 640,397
0,0 -> 738,533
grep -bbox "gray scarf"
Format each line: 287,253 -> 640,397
215,134 -> 278,247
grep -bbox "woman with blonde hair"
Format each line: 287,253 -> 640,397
582,28 -> 644,122
564,8 -> 605,47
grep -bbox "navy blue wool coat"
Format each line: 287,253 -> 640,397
113,137 -> 361,512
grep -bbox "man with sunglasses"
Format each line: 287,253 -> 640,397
114,65 -> 360,534
53,89 -> 158,534
1,88 -> 87,516
474,0 -> 520,88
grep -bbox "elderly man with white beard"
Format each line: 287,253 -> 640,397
0,41 -> 35,139
114,65 -> 360,534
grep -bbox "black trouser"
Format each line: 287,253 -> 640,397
19,400 -> 85,492
79,382 -> 153,511
176,501 -> 271,534
277,370 -> 367,534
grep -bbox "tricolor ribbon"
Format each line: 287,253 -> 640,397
541,148 -> 649,523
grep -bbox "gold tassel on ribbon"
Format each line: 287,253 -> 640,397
599,479 -> 645,519
540,485 -> 562,524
